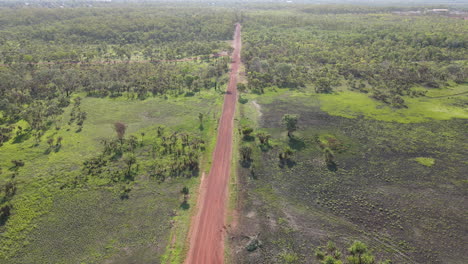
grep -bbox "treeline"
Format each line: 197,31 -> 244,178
241,12 -> 467,107
0,6 -> 236,63
0,58 -> 229,143
0,5 -> 236,145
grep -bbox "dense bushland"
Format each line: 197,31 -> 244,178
242,12 -> 467,107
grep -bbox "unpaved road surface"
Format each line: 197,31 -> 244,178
185,23 -> 241,264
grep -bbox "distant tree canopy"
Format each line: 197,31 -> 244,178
0,6 -> 236,141
0,6 -> 236,62
241,10 -> 467,106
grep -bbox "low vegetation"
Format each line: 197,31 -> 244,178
0,3 -> 230,262
231,5 -> 467,264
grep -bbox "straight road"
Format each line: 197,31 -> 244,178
185,23 -> 241,264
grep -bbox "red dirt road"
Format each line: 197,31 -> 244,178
185,23 -> 241,264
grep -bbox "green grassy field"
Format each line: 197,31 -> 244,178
231,83 -> 468,263
319,85 -> 468,123
0,90 -> 223,263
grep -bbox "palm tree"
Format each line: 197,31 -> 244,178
282,114 -> 299,138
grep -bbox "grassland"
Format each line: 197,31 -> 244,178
231,83 -> 467,263
0,89 -> 223,263
319,85 -> 468,123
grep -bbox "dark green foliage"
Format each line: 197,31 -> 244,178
315,241 -> 391,264
278,146 -> 295,168
256,131 -> 271,145
347,241 -> 375,264
0,181 -> 17,225
10,160 -> 24,168
241,126 -> 255,141
282,114 -> 299,138
0,126 -> 13,146
80,127 -> 203,190
237,83 -> 247,92
0,6 -> 234,149
241,11 -> 467,106
279,146 -> 293,160
181,187 -> 189,196
240,146 -> 253,162
246,236 -> 263,252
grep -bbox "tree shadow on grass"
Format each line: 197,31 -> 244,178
279,159 -> 296,169
180,201 -> 190,210
327,162 -> 338,172
0,210 -> 11,226
243,135 -> 255,142
241,159 -> 252,168
12,132 -> 31,144
250,167 -> 257,180
54,145 -> 62,153
190,167 -> 200,178
288,136 -> 306,151
259,144 -> 272,152
120,193 -> 130,200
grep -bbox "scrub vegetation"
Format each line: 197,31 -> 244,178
0,2 -> 467,264
0,4 -> 233,263
231,5 -> 467,264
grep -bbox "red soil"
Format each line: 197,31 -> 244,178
185,23 -> 241,264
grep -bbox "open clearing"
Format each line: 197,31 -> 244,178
231,87 -> 467,263
0,91 -> 223,263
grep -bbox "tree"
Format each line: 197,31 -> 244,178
315,77 -> 333,93
181,186 -> 189,196
128,135 -> 138,152
237,83 -> 247,92
323,256 -> 342,264
124,154 -> 136,177
279,146 -> 293,161
140,132 -> 145,146
316,240 -> 390,264
282,114 -> 299,138
256,132 -> 271,145
47,137 -> 54,148
324,148 -> 337,171
198,112 -> 204,124
239,146 -> 252,161
347,241 -> 375,264
241,126 -> 254,140
56,136 -> 63,147
114,122 -> 126,142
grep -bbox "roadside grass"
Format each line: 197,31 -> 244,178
0,90 -> 222,263
224,90 -> 242,264
232,87 -> 468,263
160,89 -> 223,264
